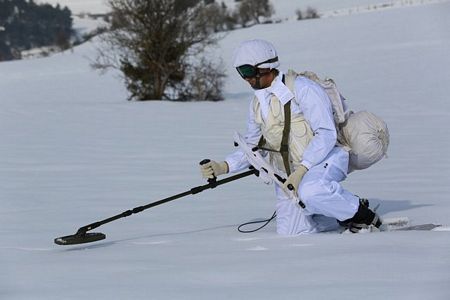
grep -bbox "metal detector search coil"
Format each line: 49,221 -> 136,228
54,232 -> 106,245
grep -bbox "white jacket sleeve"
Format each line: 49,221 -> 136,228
294,80 -> 337,170
225,100 -> 262,173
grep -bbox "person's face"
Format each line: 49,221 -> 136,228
244,68 -> 274,90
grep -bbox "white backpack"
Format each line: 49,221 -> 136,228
286,70 -> 390,171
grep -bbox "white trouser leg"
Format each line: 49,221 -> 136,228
274,185 -> 340,235
274,184 -> 318,235
298,147 -> 360,221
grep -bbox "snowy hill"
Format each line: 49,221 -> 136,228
1,1 -> 450,299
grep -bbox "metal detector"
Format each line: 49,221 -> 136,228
54,160 -> 257,245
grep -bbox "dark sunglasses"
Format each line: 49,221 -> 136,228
236,56 -> 278,79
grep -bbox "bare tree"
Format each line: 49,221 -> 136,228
304,7 -> 319,19
237,0 -> 274,26
93,0 -> 225,101
179,57 -> 226,101
201,1 -> 237,32
295,8 -> 303,20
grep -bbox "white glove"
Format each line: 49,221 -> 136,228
200,160 -> 228,179
282,164 -> 308,195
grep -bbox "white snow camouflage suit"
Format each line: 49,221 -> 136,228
226,71 -> 360,235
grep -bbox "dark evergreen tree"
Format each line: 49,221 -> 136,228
0,0 -> 73,61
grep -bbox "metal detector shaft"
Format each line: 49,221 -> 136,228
75,169 -> 257,235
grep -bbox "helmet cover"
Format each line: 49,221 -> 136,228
232,39 -> 280,69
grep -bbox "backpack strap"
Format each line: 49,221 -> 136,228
280,99 -> 291,175
256,74 -> 293,176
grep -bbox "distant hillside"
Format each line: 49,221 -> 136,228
0,0 -> 72,61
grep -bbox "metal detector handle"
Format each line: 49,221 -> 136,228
286,183 -> 306,209
279,176 -> 306,209
199,159 -> 217,185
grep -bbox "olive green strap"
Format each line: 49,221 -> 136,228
280,100 -> 291,175
256,75 -> 292,175
257,135 -> 266,149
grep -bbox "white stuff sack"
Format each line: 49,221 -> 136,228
340,111 -> 390,170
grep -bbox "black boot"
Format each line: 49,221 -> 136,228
339,200 -> 382,233
359,198 -> 369,208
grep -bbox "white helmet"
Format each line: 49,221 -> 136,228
232,39 -> 280,69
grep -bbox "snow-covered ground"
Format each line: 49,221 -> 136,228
1,1 -> 450,299
72,15 -> 109,37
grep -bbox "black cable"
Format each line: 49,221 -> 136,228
238,211 -> 277,233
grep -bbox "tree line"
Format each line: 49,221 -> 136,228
0,0 -> 318,102
0,0 -> 72,61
